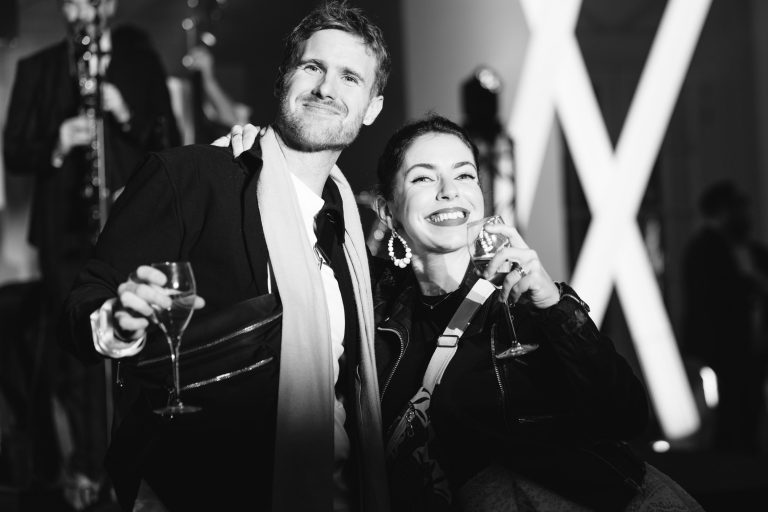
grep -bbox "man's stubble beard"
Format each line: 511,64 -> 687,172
275,90 -> 366,153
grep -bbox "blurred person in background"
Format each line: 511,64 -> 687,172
682,179 -> 768,454
2,0 -> 179,507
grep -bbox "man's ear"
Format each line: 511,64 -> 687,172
363,95 -> 384,126
375,196 -> 393,229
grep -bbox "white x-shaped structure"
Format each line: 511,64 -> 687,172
508,0 -> 712,439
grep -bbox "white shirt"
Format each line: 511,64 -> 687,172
290,173 -> 351,512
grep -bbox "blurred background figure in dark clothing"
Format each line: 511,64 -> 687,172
681,179 -> 768,454
182,44 -> 252,142
2,0 -> 179,508
461,66 -> 517,225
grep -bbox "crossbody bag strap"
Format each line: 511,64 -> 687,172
386,278 -> 496,456
421,278 -> 497,394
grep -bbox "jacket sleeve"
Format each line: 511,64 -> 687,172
518,285 -> 650,440
60,152 -> 184,363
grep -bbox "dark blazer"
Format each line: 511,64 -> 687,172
63,143 -> 380,511
62,143 -> 276,510
3,25 -> 180,287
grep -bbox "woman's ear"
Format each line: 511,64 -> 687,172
375,196 -> 394,230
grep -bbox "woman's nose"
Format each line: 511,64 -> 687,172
438,179 -> 459,200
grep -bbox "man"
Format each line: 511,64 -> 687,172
3,0 -> 179,507
682,180 -> 768,453
62,2 -> 390,511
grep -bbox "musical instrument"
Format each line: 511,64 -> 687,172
70,0 -> 108,245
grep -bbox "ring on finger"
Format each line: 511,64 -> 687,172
514,264 -> 528,278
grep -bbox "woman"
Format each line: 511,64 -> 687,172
372,115 -> 702,511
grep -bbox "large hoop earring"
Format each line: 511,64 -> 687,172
388,229 -> 412,268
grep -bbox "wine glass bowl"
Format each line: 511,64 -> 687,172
147,261 -> 201,417
466,215 -> 513,286
466,216 -> 539,357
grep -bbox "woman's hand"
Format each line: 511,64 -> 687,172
481,223 -> 560,308
211,123 -> 266,157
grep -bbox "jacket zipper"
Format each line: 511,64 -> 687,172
136,311 -> 282,367
180,356 -> 274,391
378,325 -> 406,400
490,324 -> 512,429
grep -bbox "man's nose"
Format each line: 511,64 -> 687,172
313,74 -> 337,99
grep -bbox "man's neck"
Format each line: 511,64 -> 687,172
273,129 -> 342,196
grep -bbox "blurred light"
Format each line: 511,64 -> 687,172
652,440 -> 671,453
181,18 -> 194,31
200,32 -> 217,47
509,0 -> 712,440
187,0 -> 199,8
476,67 -> 501,92
700,366 -> 719,409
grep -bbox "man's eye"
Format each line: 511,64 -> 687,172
342,75 -> 360,85
304,64 -> 321,73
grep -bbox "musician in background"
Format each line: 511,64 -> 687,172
184,44 -> 252,141
3,0 -> 179,508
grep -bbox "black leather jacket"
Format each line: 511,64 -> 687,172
373,259 -> 650,510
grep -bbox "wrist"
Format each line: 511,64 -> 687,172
555,282 -> 591,312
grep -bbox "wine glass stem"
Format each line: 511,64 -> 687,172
167,334 -> 183,405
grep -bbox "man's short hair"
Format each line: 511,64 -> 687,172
275,0 -> 390,98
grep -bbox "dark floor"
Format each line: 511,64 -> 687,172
1,450 -> 767,511
639,448 -> 768,511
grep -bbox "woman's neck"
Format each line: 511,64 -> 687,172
411,250 -> 470,296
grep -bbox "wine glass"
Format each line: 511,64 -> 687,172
148,261 -> 201,416
467,216 -> 539,357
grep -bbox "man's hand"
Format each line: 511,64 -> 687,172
58,115 -> 94,156
102,82 -> 131,125
211,123 -> 265,157
113,265 -> 206,341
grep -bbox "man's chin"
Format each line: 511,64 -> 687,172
275,121 -> 357,153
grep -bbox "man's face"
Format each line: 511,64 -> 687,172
276,29 -> 384,152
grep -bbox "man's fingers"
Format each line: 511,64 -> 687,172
113,309 -> 151,334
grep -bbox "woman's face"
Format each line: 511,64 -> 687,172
387,132 -> 484,257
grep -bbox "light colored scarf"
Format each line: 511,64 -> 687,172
257,128 -> 389,512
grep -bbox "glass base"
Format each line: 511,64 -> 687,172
495,343 -> 539,359
154,402 -> 202,418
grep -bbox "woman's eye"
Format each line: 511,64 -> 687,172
457,172 -> 478,181
411,175 -> 433,184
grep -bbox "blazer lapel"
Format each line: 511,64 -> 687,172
239,145 -> 272,294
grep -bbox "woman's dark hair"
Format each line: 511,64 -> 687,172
376,114 -> 480,200
275,0 -> 391,97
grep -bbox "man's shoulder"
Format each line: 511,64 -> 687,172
149,144 -> 257,180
